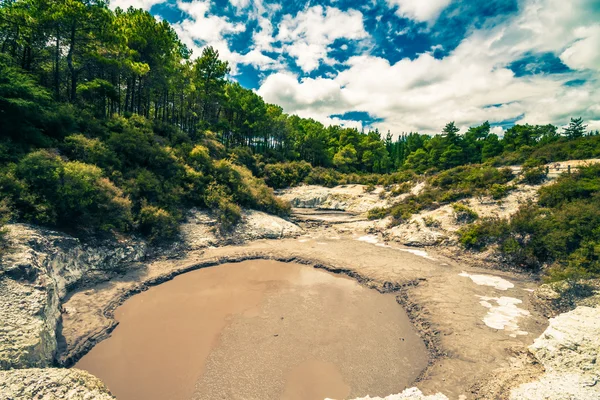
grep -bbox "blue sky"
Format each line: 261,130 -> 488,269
112,0 -> 600,135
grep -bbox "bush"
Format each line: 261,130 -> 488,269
211,160 -> 290,217
58,161 -> 133,232
452,203 -> 479,224
423,216 -> 441,228
62,134 -> 120,170
0,198 -> 11,257
139,204 -> 179,242
12,150 -> 132,232
390,182 -> 412,196
204,183 -> 242,232
367,207 -> 388,220
521,166 -> 547,185
490,184 -> 511,200
538,164 -> 600,207
263,161 -> 312,189
430,165 -> 513,191
457,217 -> 508,249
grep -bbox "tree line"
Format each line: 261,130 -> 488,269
2,0 -> 598,175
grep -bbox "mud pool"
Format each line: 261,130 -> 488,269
75,260 -> 428,400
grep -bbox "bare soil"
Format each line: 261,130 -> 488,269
59,234 -> 547,399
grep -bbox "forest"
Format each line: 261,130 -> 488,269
1,0 -> 600,281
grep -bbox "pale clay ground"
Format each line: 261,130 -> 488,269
58,231 -> 546,399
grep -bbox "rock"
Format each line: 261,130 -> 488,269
279,184 -> 399,214
529,306 -> 600,374
179,209 -> 220,249
180,209 -> 303,250
510,372 -> 599,400
337,387 -> 449,400
385,224 -> 447,247
231,210 -> 303,242
509,306 -> 600,399
0,224 -> 146,369
0,368 -> 115,399
0,210 -> 302,370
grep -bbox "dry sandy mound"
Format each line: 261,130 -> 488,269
181,209 -> 303,249
510,306 -> 600,399
279,184 -> 398,214
0,368 -> 115,399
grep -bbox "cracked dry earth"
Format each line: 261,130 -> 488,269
57,210 -> 547,399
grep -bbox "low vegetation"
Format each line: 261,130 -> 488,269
452,203 -> 479,224
0,112 -> 288,241
368,165 -> 514,224
457,164 -> 600,281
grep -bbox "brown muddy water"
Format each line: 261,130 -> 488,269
75,260 -> 428,400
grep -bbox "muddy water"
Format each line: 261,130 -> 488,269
75,260 -> 427,400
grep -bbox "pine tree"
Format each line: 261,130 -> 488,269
564,117 -> 587,139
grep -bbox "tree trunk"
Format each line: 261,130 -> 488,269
66,24 -> 77,103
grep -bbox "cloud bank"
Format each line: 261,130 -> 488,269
126,0 -> 600,135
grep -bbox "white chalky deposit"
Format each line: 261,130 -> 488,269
459,272 -> 515,290
398,248 -> 437,261
357,236 -> 437,260
357,235 -> 380,244
338,387 -> 449,399
477,296 -> 530,335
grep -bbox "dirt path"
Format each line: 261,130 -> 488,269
59,230 -> 546,399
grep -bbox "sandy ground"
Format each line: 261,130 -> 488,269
59,218 -> 547,399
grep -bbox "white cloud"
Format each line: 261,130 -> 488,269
258,72 -> 349,113
276,6 -> 369,73
109,0 -> 163,10
176,1 -> 245,44
258,0 -> 600,135
172,0 -> 281,73
560,26 -> 600,72
386,0 -> 453,22
229,0 -> 251,11
252,17 -> 276,53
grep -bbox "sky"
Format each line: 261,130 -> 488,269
111,0 -> 600,136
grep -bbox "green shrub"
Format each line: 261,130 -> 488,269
430,165 -> 513,191
538,164 -> 600,207
521,166 -> 547,185
263,161 -> 312,189
490,184 -> 511,199
12,150 -> 132,232
452,203 -> 479,223
390,182 -> 412,196
364,184 -> 376,193
0,198 -> 11,257
229,147 -> 261,176
204,183 -> 242,232
423,216 -> 441,228
58,161 -> 133,232
457,217 -> 508,249
139,204 -> 179,242
62,134 -> 120,170
367,207 -> 388,220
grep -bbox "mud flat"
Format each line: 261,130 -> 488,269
56,234 -> 547,399
75,260 -> 427,400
